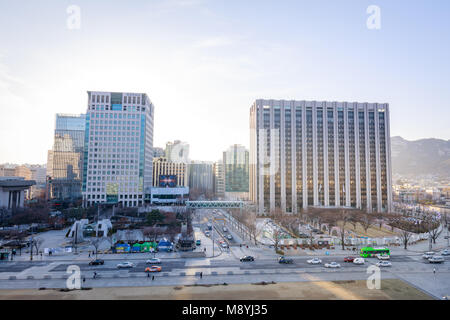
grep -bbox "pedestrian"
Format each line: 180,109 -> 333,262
93,271 -> 97,279
89,252 -> 91,258
147,273 -> 150,279
152,275 -> 154,281
83,277 -> 86,283
433,267 -> 436,274
200,272 -> 203,279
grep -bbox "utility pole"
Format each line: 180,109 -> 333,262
29,236 -> 33,261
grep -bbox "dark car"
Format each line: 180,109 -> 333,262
278,256 -> 293,264
344,256 -> 355,262
89,259 -> 104,266
240,256 -> 255,262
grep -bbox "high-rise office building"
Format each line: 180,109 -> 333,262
152,157 -> 189,187
223,144 -> 249,200
82,91 -> 155,207
189,161 -> 214,195
213,160 -> 225,198
153,147 -> 165,158
250,99 -> 392,214
165,140 -> 189,163
47,114 -> 86,201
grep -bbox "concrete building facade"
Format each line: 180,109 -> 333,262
82,91 -> 155,207
250,99 -> 393,214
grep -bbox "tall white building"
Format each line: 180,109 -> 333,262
250,99 -> 392,214
82,91 -> 155,207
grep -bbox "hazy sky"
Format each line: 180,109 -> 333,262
1,0 -> 449,165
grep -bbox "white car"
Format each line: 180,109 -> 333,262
377,254 -> 390,260
221,242 -> 228,248
223,227 -> 228,232
117,262 -> 135,268
441,249 -> 450,256
307,258 -> 322,264
353,258 -> 365,265
227,234 -> 233,240
428,256 -> 445,263
324,262 -> 341,268
146,258 -> 161,264
422,252 -> 435,259
376,261 -> 392,267
205,231 -> 211,237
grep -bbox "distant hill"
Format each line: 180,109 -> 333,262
390,136 -> 450,176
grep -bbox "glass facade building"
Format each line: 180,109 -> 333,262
223,145 -> 249,193
82,91 -> 154,207
47,114 -> 86,201
250,99 -> 392,214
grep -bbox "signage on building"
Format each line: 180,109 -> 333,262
159,175 -> 177,188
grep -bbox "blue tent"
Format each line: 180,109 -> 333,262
157,239 -> 173,252
115,243 -> 130,253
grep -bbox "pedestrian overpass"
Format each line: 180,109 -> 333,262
185,200 -> 246,209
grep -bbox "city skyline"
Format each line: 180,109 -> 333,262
1,1 -> 450,165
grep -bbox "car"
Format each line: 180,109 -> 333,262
441,249 -> 450,256
422,252 -> 435,259
196,240 -> 201,246
89,259 -> 104,266
377,254 -> 390,260
444,236 -> 449,240
353,258 -> 365,265
376,261 -> 392,267
223,227 -> 228,232
145,266 -> 162,272
240,255 -> 254,262
324,262 -> 341,268
117,262 -> 134,268
226,234 -> 233,240
146,258 -> 161,264
428,256 -> 445,263
307,258 -> 322,264
344,256 -> 355,262
278,256 -> 294,264
221,242 -> 228,248
205,231 -> 211,237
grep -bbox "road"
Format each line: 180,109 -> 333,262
0,208 -> 449,299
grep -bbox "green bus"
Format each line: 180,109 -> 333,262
360,247 -> 390,258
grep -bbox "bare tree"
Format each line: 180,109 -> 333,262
245,210 -> 260,245
90,238 -> 103,258
333,209 -> 351,250
396,220 -> 415,250
422,212 -> 440,244
143,226 -> 164,242
33,237 -> 44,257
360,212 -> 376,235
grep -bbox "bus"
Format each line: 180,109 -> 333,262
360,247 -> 390,258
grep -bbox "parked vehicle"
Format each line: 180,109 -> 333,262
324,262 -> 341,268
278,256 -> 293,264
240,256 -> 254,262
428,256 -> 445,263
307,258 -> 322,264
89,259 -> 104,266
145,266 -> 162,272
441,249 -> 450,256
422,252 -> 435,259
227,234 -> 233,240
117,262 -> 134,269
353,258 -> 365,265
221,242 -> 228,248
376,261 -> 392,267
377,254 -> 390,260
146,258 -> 161,264
223,227 -> 228,232
344,256 -> 355,262
205,231 -> 211,237
196,240 -> 201,246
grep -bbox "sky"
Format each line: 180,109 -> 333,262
0,0 -> 449,165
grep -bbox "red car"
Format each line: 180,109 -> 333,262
344,256 -> 355,262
